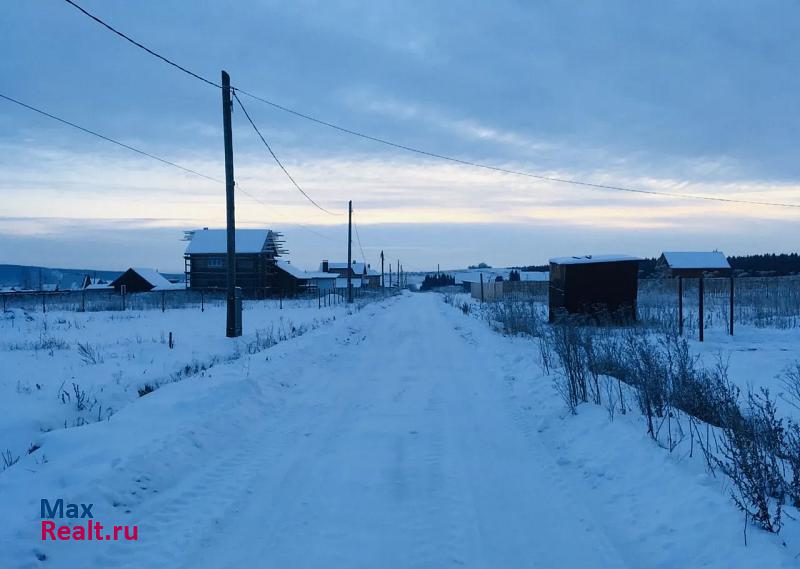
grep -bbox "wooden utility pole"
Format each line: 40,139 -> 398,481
347,200 -> 353,303
678,276 -> 684,336
698,277 -> 705,342
222,70 -> 241,337
729,276 -> 735,336
380,250 -> 385,289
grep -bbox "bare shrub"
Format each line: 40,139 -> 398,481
602,376 -> 619,421
486,299 -> 544,336
76,342 -> 103,365
784,421 -> 800,507
779,361 -> 800,410
667,341 -> 738,428
7,336 -> 70,352
138,383 -> 156,397
2,449 -> 20,471
715,388 -> 785,533
549,320 -> 589,413
620,333 -> 669,438
537,336 -> 553,375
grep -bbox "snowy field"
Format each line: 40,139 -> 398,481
1,290 -> 799,567
0,298 -> 348,477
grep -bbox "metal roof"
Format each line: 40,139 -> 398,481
185,228 -> 273,254
549,255 -> 642,265
660,251 -> 730,270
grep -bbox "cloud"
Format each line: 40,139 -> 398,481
3,0 -> 800,270
0,141 -> 797,271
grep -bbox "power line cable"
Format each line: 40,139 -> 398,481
1,89 -> 338,244
62,0 -> 221,89
232,92 -> 800,210
0,92 -> 221,183
352,214 -> 367,266
235,182 -> 340,243
55,0 -> 800,210
232,90 -> 343,216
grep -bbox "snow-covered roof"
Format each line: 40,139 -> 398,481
152,282 -> 186,291
276,260 -> 306,279
366,268 -> 380,277
130,268 -> 174,289
520,271 -> 549,282
276,260 -> 336,280
453,268 -> 548,283
85,283 -> 113,290
454,271 -> 497,284
185,228 -> 272,254
323,261 -> 366,274
660,251 -> 730,270
549,255 -> 642,265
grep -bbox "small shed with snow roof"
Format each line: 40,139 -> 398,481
655,251 -> 734,340
656,251 -> 731,277
548,255 -> 641,322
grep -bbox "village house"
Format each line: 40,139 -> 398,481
274,260 -> 337,296
319,260 -> 381,289
184,228 -> 286,297
110,268 -> 181,294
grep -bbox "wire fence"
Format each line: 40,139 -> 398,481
638,276 -> 800,330
464,276 -> 800,330
0,286 -> 394,314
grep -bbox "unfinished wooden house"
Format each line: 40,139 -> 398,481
184,228 -> 286,297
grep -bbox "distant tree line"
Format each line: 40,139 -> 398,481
515,253 -> 799,278
421,273 -> 456,290
728,253 -> 800,276
637,253 -> 800,278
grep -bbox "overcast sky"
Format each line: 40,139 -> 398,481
1,1 -> 799,272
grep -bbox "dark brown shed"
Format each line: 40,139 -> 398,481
548,255 -> 642,322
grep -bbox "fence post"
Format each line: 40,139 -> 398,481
168,331 -> 174,349
201,290 -> 205,312
161,291 -> 166,312
729,276 -> 734,336
280,290 -> 283,310
678,276 -> 683,336
698,277 -> 704,342
480,273 -> 484,304
81,291 -> 86,312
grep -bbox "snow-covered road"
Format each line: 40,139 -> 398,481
177,292 -> 629,569
3,293 -> 794,568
